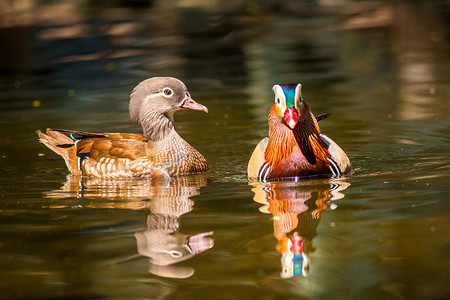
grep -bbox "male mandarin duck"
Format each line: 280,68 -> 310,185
39,77 -> 208,178
248,83 -> 351,181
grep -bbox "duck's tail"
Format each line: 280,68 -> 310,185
38,128 -> 81,175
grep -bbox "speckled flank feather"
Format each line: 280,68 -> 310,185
154,131 -> 208,175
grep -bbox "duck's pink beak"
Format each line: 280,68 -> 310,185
180,97 -> 208,113
284,108 -> 298,129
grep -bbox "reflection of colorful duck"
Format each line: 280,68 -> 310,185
251,179 -> 349,278
280,233 -> 305,278
46,175 -> 214,278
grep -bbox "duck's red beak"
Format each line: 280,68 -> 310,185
284,108 -> 298,129
180,97 -> 208,113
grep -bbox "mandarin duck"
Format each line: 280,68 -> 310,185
248,83 -> 351,181
39,77 -> 208,179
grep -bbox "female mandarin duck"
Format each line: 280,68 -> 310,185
248,83 -> 351,181
39,77 -> 208,178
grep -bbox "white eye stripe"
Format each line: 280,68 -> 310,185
295,84 -> 302,102
272,85 -> 286,106
142,90 -> 175,102
143,93 -> 164,101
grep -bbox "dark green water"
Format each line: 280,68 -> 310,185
0,1 -> 449,299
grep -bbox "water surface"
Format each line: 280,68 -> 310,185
0,1 -> 449,299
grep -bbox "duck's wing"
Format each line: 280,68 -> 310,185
40,128 -> 165,178
319,134 -> 351,175
75,136 -> 164,178
247,137 -> 269,181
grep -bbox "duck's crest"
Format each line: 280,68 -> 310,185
279,83 -> 302,108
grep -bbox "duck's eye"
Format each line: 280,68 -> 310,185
163,88 -> 173,96
276,98 -> 281,104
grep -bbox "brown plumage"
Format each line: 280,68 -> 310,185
248,83 -> 351,181
265,103 -> 333,178
39,77 -> 208,178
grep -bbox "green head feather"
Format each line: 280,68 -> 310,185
280,84 -> 301,108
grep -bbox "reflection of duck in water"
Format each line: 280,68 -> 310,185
46,175 -> 213,278
134,177 -> 213,278
251,179 -> 349,278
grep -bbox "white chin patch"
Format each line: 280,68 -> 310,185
288,120 -> 296,129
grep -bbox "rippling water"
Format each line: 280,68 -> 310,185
0,1 -> 449,299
